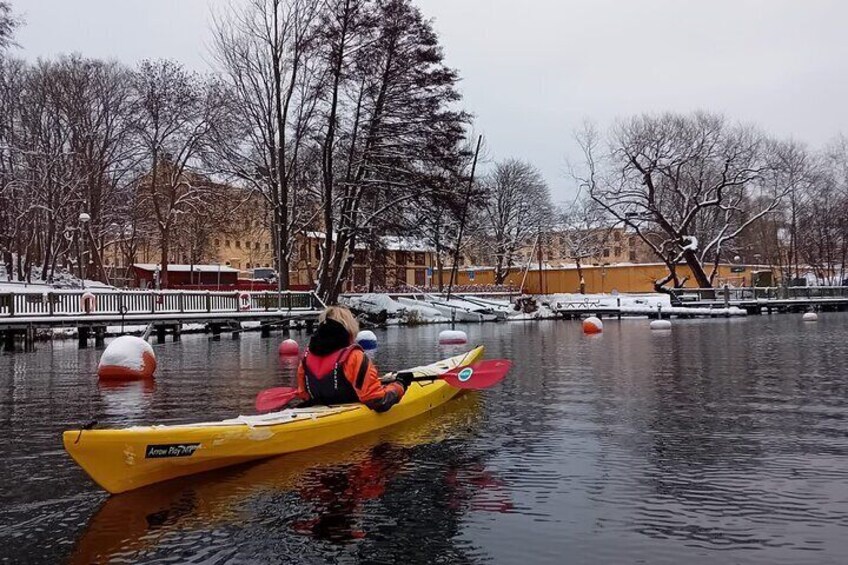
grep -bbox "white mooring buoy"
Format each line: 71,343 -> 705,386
802,312 -> 818,322
439,330 -> 468,345
650,319 -> 672,330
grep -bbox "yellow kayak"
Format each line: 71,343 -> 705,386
69,395 -> 481,564
63,346 -> 484,494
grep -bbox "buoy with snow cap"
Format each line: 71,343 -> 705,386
439,330 -> 468,345
802,312 -> 818,322
650,319 -> 672,330
356,330 -> 378,354
582,316 -> 603,334
98,335 -> 157,380
278,338 -> 300,357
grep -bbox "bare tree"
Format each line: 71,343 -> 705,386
0,1 -> 19,51
130,59 -> 224,288
479,158 -> 553,285
579,112 -> 788,291
558,197 -> 609,292
211,0 -> 322,291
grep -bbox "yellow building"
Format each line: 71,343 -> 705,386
514,226 -> 656,265
290,233 -> 439,291
442,262 -> 761,294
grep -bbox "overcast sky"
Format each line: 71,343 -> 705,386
11,0 -> 848,202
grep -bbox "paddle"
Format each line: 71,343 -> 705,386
254,359 -> 512,413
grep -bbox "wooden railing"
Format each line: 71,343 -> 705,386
671,286 -> 848,303
0,289 -> 324,318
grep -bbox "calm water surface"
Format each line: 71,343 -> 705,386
1,315 -> 848,564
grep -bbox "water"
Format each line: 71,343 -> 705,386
2,315 -> 848,564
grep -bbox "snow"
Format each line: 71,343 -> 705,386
551,293 -> 672,312
346,293 -> 404,315
304,232 -> 434,252
681,236 -> 698,252
133,263 -> 240,273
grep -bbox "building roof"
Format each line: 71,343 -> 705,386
305,232 -> 435,252
134,263 -> 240,273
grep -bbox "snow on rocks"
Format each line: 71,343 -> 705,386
98,336 -> 157,380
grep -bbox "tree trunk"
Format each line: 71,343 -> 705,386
575,258 -> 585,293
160,229 -> 169,289
682,249 -> 712,288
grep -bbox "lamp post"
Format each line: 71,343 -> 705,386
78,212 -> 91,289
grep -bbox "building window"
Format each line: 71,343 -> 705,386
414,252 -> 425,265
603,248 -> 610,258
265,243 -> 270,251
254,242 -> 260,250
215,239 -> 220,247
225,240 -> 231,248
236,241 -> 241,248
614,247 -> 621,256
246,262 -> 251,269
629,250 -> 637,262
614,231 -> 621,241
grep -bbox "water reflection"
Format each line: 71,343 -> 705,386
2,316 -> 848,563
97,380 -> 156,424
69,394 -> 512,563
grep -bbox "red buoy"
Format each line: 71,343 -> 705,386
582,316 -> 603,334
98,336 -> 157,380
278,339 -> 300,357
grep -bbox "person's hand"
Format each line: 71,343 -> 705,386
395,372 -> 414,390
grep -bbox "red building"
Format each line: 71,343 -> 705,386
133,264 -> 240,290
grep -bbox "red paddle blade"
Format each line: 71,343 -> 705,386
255,386 -> 299,413
441,359 -> 512,390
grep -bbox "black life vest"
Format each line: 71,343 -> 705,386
301,344 -> 368,405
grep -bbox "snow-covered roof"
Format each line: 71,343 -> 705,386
380,236 -> 434,252
133,263 -> 240,273
304,232 -> 434,252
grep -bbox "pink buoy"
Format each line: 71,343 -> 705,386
98,335 -> 157,381
582,316 -> 603,334
278,339 -> 300,357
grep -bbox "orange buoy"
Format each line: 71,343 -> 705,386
98,336 -> 157,380
582,316 -> 603,334
278,339 -> 300,357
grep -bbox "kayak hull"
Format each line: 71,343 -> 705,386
63,347 -> 484,494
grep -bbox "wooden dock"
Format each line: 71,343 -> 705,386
0,289 -> 323,351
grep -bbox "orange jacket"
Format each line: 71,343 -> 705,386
296,348 -> 405,412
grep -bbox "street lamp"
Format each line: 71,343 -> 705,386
78,212 -> 91,289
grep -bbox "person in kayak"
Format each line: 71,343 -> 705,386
295,306 -> 412,412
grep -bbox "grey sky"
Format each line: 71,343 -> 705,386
11,0 -> 848,202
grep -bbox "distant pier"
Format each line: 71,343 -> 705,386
0,289 -> 323,352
